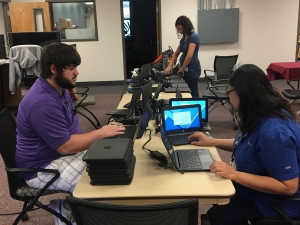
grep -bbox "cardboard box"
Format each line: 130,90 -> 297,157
59,18 -> 72,29
59,18 -> 68,28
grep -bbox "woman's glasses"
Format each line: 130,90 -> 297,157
226,88 -> 235,96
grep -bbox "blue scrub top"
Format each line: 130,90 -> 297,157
179,32 -> 201,73
233,116 -> 300,219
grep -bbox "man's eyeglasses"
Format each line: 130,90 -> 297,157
226,88 -> 235,96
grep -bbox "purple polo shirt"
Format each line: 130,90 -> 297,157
15,76 -> 83,180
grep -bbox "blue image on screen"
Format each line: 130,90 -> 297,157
163,107 -> 200,132
171,100 -> 206,121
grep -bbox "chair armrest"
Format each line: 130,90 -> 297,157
204,69 -> 215,82
73,93 -> 88,110
6,166 -> 61,200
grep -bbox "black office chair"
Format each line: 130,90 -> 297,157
281,79 -> 300,116
204,54 -> 239,85
0,108 -> 72,225
201,196 -> 300,225
66,196 -> 199,225
202,80 -> 239,130
69,87 -> 101,129
249,196 -> 300,225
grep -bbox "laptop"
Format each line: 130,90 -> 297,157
161,104 -> 203,145
108,103 -> 152,140
141,63 -> 153,79
106,90 -> 141,117
169,98 -> 211,131
134,103 -> 153,139
160,126 -> 214,172
141,82 -> 153,108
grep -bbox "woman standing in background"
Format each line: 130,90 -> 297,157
164,15 -> 201,98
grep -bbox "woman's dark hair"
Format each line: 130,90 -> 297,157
40,42 -> 81,79
229,64 -> 295,134
175,16 -> 194,35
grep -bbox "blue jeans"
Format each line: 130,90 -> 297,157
183,70 -> 200,98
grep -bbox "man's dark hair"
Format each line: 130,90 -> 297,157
175,15 -> 194,35
229,64 -> 295,134
40,42 -> 81,79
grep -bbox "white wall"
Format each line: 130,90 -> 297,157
4,0 -> 300,82
161,0 -> 299,75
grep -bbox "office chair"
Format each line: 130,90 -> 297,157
204,54 -> 239,87
66,196 -> 199,225
202,80 -> 239,130
249,195 -> 300,225
281,81 -> 300,116
200,196 -> 300,225
0,108 -> 72,225
9,45 -> 42,116
69,87 -> 101,129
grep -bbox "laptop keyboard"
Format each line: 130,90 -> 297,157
168,133 -> 191,142
107,126 -> 136,139
176,150 -> 202,170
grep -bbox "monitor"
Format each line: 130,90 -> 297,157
8,31 -> 61,48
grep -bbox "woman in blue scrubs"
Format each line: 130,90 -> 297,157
188,64 -> 300,225
164,15 -> 201,97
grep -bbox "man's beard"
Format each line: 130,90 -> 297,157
54,72 -> 76,89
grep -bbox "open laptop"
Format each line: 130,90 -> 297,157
160,126 -> 214,172
108,103 -> 152,140
169,98 -> 211,131
106,90 -> 141,117
134,103 -> 153,139
141,63 -> 153,79
161,104 -> 203,145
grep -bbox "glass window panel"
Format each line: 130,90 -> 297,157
51,1 -> 97,41
124,19 -> 131,37
123,1 -> 130,19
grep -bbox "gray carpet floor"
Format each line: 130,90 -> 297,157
1,79 -> 299,225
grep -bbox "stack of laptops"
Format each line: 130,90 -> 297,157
160,104 -> 203,145
169,98 -> 211,131
164,83 -> 190,93
160,126 -> 214,172
83,138 -> 136,185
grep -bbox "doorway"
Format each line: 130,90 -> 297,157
122,0 -> 160,79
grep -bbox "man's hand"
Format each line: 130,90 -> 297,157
164,65 -> 173,75
99,125 -> 125,138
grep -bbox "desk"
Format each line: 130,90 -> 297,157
267,62 -> 300,82
73,92 -> 235,205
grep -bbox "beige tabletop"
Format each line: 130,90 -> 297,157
73,117 -> 235,205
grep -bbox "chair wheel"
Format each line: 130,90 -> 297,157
21,213 -> 29,221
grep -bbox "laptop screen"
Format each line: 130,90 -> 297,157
169,98 -> 208,122
153,83 -> 163,100
162,104 -> 201,133
141,82 -> 152,108
160,127 -> 176,162
133,103 -> 152,141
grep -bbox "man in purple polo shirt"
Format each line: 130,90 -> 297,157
15,43 -> 125,225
